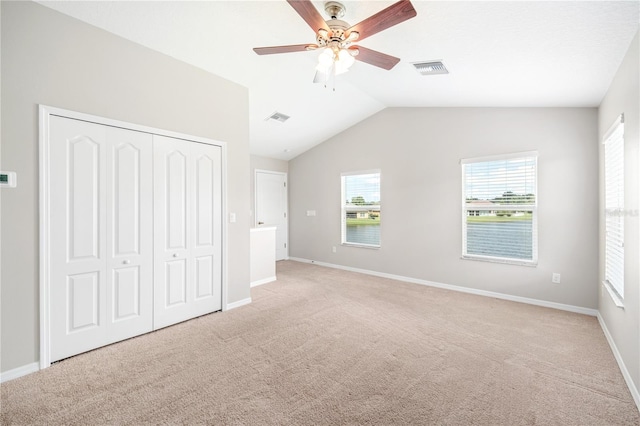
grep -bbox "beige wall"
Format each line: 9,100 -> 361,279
0,1 -> 250,373
289,107 -> 599,309
598,31 -> 640,401
250,155 -> 288,226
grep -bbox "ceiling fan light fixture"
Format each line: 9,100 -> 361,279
336,48 -> 355,72
317,48 -> 335,68
316,47 -> 354,73
346,31 -> 359,42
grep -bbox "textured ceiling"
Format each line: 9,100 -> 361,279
38,1 -> 640,160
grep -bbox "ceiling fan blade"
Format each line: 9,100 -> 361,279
346,0 -> 417,42
253,44 -> 317,55
352,46 -> 400,70
287,0 -> 330,33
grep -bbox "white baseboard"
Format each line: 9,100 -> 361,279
225,297 -> 252,311
0,362 -> 39,383
289,257 -> 598,317
597,313 -> 640,411
251,276 -> 277,288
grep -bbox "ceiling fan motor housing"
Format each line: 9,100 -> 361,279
317,19 -> 351,46
324,1 -> 346,19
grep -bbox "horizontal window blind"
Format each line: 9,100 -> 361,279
462,153 -> 537,264
604,116 -> 624,299
341,171 -> 381,247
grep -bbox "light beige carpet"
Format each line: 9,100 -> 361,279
2,260 -> 639,425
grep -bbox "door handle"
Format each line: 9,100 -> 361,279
258,221 -> 264,225
122,259 -> 130,265
173,253 -> 179,258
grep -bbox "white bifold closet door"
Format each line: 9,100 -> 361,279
48,116 -> 222,363
153,135 -> 222,329
50,116 -> 153,362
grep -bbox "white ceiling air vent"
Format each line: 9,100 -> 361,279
412,61 -> 449,75
266,111 -> 290,123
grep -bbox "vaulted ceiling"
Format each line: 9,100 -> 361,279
38,1 -> 639,160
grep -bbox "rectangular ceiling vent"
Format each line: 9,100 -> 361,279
266,111 -> 290,123
412,61 -> 449,76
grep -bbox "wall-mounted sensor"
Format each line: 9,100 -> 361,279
0,171 -> 17,188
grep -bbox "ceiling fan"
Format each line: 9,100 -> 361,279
253,0 -> 417,83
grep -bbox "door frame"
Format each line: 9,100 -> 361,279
254,169 -> 288,260
39,105 -> 228,369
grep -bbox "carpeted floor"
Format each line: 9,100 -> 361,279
2,260 -> 639,425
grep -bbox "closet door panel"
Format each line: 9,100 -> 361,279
154,137 -> 222,327
106,127 -> 153,342
167,151 -> 188,250
190,143 -> 222,314
153,135 -> 193,329
195,256 -> 213,299
44,108 -> 225,365
166,259 -> 187,306
50,116 -> 108,362
67,272 -> 100,331
112,267 -> 141,319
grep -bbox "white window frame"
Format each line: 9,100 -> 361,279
603,114 -> 624,307
461,151 -> 538,266
341,170 -> 381,248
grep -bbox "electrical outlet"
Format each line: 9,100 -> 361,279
552,273 -> 561,284
332,246 -> 337,253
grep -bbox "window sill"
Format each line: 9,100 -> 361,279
602,281 -> 624,309
342,243 -> 380,250
461,255 -> 537,267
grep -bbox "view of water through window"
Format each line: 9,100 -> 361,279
346,223 -> 380,246
466,217 -> 533,259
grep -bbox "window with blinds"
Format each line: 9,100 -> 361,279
604,115 -> 624,301
461,152 -> 538,265
341,171 -> 381,247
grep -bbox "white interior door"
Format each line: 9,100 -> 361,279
255,171 -> 288,260
153,135 -> 222,329
43,107 -> 225,366
49,116 -> 153,362
105,126 -> 153,343
190,141 -> 222,316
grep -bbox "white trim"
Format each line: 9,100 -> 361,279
602,281 -> 624,308
460,150 -> 538,164
340,168 -> 381,177
289,257 -> 598,317
225,297 -> 252,310
39,105 -> 228,366
39,106 -> 52,369
221,141 -> 229,312
251,226 -> 277,233
251,276 -> 277,287
603,113 -> 624,142
461,254 -> 538,267
597,313 -> 640,411
0,362 -> 40,383
40,105 -> 225,146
